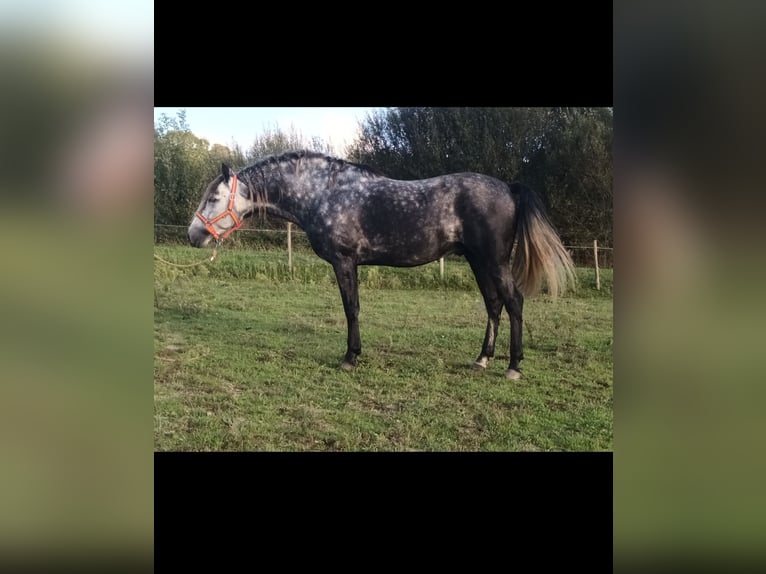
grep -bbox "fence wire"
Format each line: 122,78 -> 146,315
154,224 -> 613,268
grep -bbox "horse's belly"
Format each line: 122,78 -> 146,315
359,239 -> 458,267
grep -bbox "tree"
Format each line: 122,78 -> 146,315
521,108 -> 613,245
154,111 -> 335,229
154,128 -> 216,226
154,110 -> 244,226
245,123 -> 332,163
347,107 -> 612,246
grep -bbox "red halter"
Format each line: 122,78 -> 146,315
194,174 -> 244,240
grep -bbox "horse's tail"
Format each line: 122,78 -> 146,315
511,182 -> 577,300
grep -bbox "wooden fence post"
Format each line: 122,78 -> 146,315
287,223 -> 293,272
440,257 -> 444,281
593,239 -> 600,290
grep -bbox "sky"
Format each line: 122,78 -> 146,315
153,107 -> 382,153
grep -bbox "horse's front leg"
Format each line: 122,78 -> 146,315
332,258 -> 361,369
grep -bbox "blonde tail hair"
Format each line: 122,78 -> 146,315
511,183 -> 577,300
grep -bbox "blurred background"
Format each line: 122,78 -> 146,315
615,0 -> 766,568
0,0 -> 153,567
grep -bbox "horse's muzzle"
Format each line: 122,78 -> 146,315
187,226 -> 212,248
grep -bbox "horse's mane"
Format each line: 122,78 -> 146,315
228,151 -> 383,221
239,150 -> 383,178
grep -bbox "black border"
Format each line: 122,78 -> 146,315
156,452 -> 612,568
155,4 -> 612,107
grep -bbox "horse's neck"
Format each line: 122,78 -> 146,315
256,165 -> 324,227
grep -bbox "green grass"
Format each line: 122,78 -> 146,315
154,244 -> 613,451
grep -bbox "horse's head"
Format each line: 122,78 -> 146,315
188,163 -> 251,247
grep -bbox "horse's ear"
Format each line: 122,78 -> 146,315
222,163 -> 231,182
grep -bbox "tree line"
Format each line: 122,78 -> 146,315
154,107 -> 612,246
153,110 -> 330,231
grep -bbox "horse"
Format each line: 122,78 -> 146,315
187,150 -> 576,380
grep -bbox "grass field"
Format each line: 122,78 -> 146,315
154,244 -> 613,451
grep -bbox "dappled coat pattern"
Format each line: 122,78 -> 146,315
188,151 -> 576,379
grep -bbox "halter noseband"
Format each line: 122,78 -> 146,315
194,174 -> 244,240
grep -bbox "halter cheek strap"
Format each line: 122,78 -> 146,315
194,174 -> 244,240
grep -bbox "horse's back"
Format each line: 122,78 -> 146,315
308,170 -> 518,265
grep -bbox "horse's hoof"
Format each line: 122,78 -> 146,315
471,358 -> 488,370
505,369 -> 522,380
340,360 -> 356,371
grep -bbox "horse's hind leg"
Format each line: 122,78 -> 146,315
508,289 -> 524,378
467,258 -> 503,370
332,258 -> 362,370
489,263 -> 524,380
